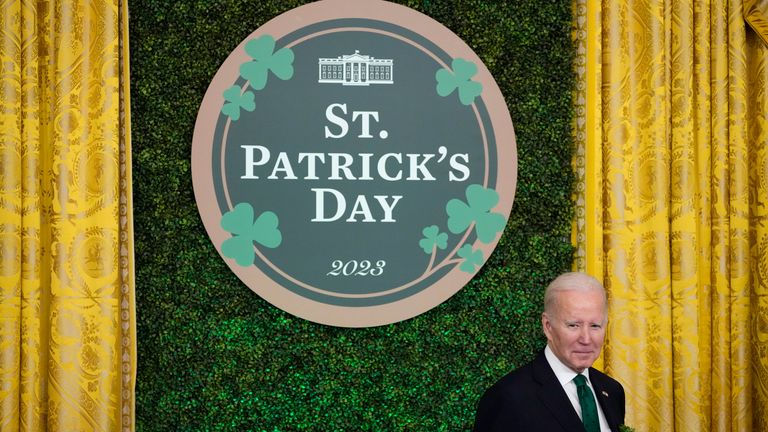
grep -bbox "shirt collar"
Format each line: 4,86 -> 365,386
544,344 -> 591,386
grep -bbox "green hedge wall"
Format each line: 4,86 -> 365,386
130,0 -> 575,430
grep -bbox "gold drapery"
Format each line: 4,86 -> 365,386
574,0 -> 768,430
0,0 -> 135,430
745,0 -> 768,46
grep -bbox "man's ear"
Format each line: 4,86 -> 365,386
541,312 -> 552,340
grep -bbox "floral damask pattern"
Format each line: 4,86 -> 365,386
575,0 -> 768,431
0,0 -> 134,430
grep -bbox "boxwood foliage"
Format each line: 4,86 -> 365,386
130,0 -> 575,430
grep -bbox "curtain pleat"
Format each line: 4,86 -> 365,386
0,0 -> 135,430
574,0 -> 767,430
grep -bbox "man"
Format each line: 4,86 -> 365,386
473,272 -> 625,431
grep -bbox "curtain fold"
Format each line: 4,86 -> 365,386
744,0 -> 768,46
0,0 -> 135,430
574,0 -> 768,430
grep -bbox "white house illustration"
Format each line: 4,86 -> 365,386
318,50 -> 393,86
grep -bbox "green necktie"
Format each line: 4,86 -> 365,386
573,374 -> 600,432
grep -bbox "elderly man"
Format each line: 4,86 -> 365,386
473,272 -> 626,432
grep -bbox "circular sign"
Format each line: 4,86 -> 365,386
192,0 -> 517,327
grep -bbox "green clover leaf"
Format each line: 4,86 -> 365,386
419,225 -> 448,254
446,184 -> 506,244
221,85 -> 255,121
457,244 -> 483,273
435,58 -> 483,105
220,202 -> 282,266
240,35 -> 294,91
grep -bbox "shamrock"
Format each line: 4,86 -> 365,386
446,184 -> 506,244
419,225 -> 448,254
435,58 -> 483,105
240,35 -> 294,91
220,202 -> 282,266
457,244 -> 483,273
221,85 -> 255,121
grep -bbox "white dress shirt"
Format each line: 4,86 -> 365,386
544,345 -> 611,432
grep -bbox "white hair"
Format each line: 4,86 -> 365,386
543,272 -> 607,315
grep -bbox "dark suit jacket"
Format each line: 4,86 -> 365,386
473,350 -> 625,432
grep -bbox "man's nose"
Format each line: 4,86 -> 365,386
578,327 -> 591,343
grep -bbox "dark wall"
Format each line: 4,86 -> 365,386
130,0 -> 575,430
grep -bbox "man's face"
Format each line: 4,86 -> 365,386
542,289 -> 607,373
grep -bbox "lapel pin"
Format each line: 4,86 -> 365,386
601,390 -> 609,397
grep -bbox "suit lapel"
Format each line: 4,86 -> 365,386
532,351 -> 585,432
590,369 -> 618,430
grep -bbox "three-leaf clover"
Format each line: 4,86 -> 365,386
220,202 -> 282,266
419,225 -> 448,254
446,184 -> 506,244
221,85 -> 255,121
457,244 -> 483,273
240,35 -> 294,91
435,58 -> 483,105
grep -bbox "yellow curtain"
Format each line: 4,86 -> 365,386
745,0 -> 768,46
0,0 -> 135,431
574,0 -> 768,430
